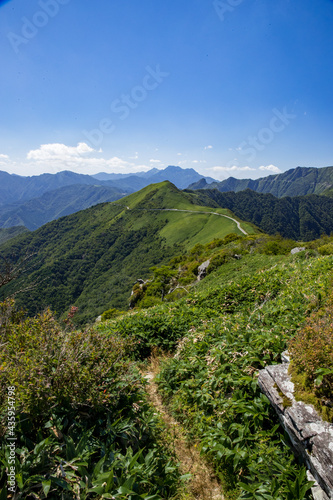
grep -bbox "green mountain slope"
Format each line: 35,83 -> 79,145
96,239 -> 333,498
0,182 -> 256,324
189,165 -> 333,197
193,188 -> 333,240
0,226 -> 29,245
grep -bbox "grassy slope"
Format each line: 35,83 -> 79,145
98,244 -> 332,498
0,182 -> 256,324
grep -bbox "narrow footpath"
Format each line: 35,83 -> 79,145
144,369 -> 224,500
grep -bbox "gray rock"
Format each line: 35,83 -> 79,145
281,350 -> 290,364
197,259 -> 210,281
291,247 -> 306,254
258,363 -> 333,499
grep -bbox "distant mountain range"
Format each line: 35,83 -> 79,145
0,166 -> 215,230
189,166 -> 333,197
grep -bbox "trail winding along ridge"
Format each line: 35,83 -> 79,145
144,371 -> 224,500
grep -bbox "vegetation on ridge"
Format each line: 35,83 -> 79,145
2,231 -> 333,497
0,182 -> 255,324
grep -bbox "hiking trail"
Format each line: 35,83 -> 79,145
143,368 -> 225,500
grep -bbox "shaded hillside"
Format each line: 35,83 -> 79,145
195,188 -> 333,240
0,170 -> 115,206
0,226 -> 29,245
189,165 -> 333,198
0,182 -> 254,324
0,184 -> 125,230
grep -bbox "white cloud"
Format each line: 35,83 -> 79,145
0,142 -> 156,175
27,142 -> 94,161
259,164 -> 282,173
212,165 -> 255,172
0,154 -> 10,166
204,145 -> 213,150
149,159 -> 161,163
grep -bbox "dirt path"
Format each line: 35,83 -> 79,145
144,370 -> 224,500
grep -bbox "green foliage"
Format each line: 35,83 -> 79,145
100,303 -> 198,360
0,301 -> 181,498
0,226 -> 29,246
101,307 -> 123,321
149,253 -> 333,498
0,304 -> 138,422
317,242 -> 333,255
196,187 -> 333,240
288,296 -> 333,421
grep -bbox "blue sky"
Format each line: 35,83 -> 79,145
0,0 -> 332,179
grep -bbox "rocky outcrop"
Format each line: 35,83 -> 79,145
258,358 -> 333,499
197,259 -> 210,281
197,260 -> 210,281
291,247 -> 306,254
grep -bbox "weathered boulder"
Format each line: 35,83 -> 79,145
291,247 -> 306,254
197,259 -> 210,281
258,361 -> 333,499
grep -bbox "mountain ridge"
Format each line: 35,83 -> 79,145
0,166 -> 216,230
189,165 -> 333,198
0,181 -> 254,323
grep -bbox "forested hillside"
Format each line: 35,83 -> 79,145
194,188 -> 333,240
0,182 -> 254,324
0,184 -> 126,230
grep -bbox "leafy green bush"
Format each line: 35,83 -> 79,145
288,298 -> 333,421
0,306 -> 137,422
102,303 -> 197,359
155,255 -> 333,498
257,236 -> 296,255
318,242 -> 333,255
101,307 -> 123,321
0,301 -> 182,498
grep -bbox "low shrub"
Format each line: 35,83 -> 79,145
0,301 -> 182,498
288,297 -> 333,421
101,307 -> 123,321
